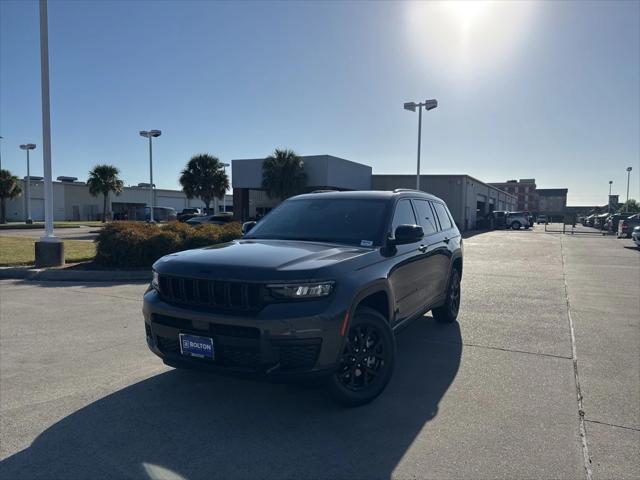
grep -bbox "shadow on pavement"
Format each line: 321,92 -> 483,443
0,318 -> 461,480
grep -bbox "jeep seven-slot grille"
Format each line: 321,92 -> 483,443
158,274 -> 262,310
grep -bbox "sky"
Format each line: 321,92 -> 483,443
1,0 -> 639,206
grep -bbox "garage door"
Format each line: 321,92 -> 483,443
31,198 -> 45,221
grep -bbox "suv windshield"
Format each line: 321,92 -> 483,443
244,197 -> 391,246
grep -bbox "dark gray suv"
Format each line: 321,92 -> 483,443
143,190 -> 463,405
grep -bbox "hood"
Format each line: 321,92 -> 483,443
153,239 -> 372,281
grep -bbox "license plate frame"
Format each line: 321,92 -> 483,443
178,333 -> 215,360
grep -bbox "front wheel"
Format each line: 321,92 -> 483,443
511,221 -> 521,230
327,307 -> 396,407
432,268 -> 461,324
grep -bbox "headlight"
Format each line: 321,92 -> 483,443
151,271 -> 160,291
267,282 -> 334,299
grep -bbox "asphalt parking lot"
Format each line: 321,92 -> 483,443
1,226 -> 638,480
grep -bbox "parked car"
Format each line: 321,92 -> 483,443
537,214 -> 548,224
487,210 -> 508,229
177,208 -> 203,222
143,190 -> 463,406
595,213 -> 610,230
631,226 -> 640,248
144,206 -> 177,222
605,213 -> 630,233
186,213 -> 233,226
505,211 -> 530,230
618,214 -> 640,238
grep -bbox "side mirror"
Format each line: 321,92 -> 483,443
242,221 -> 257,234
391,224 -> 424,245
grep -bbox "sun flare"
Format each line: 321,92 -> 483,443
404,1 -> 539,81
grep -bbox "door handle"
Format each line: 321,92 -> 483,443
418,245 -> 427,253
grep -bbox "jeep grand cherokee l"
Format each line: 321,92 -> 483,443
143,190 -> 463,406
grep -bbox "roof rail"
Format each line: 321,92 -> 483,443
310,189 -> 337,193
393,188 -> 423,193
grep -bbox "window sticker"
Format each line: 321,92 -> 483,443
360,240 -> 373,247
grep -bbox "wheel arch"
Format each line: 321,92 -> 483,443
351,282 -> 394,323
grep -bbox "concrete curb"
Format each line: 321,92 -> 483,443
0,267 -> 151,282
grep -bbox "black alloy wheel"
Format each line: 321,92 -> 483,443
327,307 -> 395,406
433,268 -> 461,324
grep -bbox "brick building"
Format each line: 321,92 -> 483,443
488,179 -> 538,212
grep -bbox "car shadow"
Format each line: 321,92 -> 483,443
0,317 -> 461,480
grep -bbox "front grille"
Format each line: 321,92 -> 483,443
158,274 -> 263,311
278,340 -> 321,370
155,333 -> 261,369
152,314 -> 260,339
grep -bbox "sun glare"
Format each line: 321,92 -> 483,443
404,1 -> 538,82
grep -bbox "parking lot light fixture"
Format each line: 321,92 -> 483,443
403,99 -> 438,190
19,143 -> 36,224
221,162 -> 230,212
139,130 -> 162,222
608,180 -> 613,213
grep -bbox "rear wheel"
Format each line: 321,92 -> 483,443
432,268 -> 461,324
511,221 -> 521,230
327,307 -> 395,407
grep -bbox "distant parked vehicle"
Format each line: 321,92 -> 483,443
177,208 -> 203,222
606,213 -> 631,233
186,213 -> 233,226
144,206 -> 177,222
537,214 -> 548,224
595,213 -> 610,230
632,226 -> 640,248
618,214 -> 640,238
585,214 -> 597,227
488,210 -> 508,229
505,211 -> 530,230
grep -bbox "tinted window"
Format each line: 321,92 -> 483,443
391,199 -> 417,232
244,198 -> 390,246
432,202 -> 454,230
412,200 -> 438,236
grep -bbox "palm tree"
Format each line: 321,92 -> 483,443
179,154 -> 229,213
261,149 -> 307,200
87,164 -> 124,222
0,169 -> 22,224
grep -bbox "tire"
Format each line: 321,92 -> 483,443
432,268 -> 461,324
327,307 -> 396,407
511,221 -> 521,230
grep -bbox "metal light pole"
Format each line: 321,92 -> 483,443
34,0 -> 63,268
221,162 -> 230,213
139,130 -> 161,222
0,136 -> 3,170
19,144 -> 36,223
625,167 -> 633,212
608,180 -> 613,213
404,99 -> 438,190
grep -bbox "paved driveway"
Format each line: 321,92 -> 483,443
0,227 -> 638,479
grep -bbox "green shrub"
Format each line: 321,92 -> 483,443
94,220 -> 242,268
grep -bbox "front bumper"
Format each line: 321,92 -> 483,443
142,289 -> 345,379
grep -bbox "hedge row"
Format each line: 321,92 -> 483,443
94,221 -> 242,268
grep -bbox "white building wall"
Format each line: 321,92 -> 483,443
3,181 -> 233,222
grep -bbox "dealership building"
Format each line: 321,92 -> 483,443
231,155 -> 516,230
5,177 -> 232,222
6,155 -> 516,231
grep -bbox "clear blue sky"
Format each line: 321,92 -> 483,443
1,0 -> 638,205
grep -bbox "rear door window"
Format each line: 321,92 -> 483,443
432,202 -> 454,231
412,200 -> 438,236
